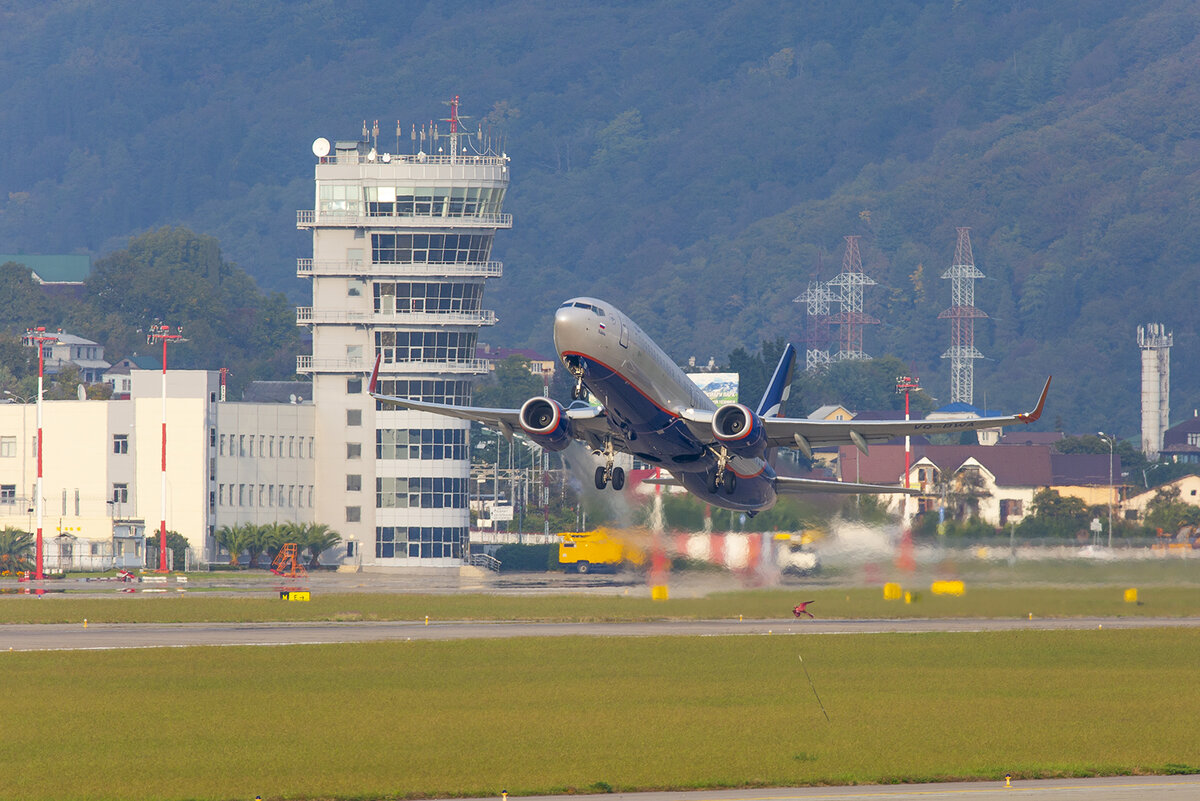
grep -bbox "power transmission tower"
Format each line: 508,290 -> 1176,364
938,228 -> 987,405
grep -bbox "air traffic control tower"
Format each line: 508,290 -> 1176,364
297,99 -> 510,567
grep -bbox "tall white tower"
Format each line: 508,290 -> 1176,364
297,99 -> 509,566
1138,323 -> 1171,460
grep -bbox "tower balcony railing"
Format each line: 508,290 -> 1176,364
316,153 -> 508,167
297,355 -> 489,374
296,308 -> 497,327
296,258 -> 503,278
297,210 -> 512,229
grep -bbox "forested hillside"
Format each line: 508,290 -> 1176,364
2,1 -> 1198,431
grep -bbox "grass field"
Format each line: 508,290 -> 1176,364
1,629 -> 1196,801
1,585 -> 1199,624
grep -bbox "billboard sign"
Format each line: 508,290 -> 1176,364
687,373 -> 739,406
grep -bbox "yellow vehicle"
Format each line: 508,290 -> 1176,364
558,528 -> 647,574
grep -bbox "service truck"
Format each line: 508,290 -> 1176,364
558,528 -> 647,573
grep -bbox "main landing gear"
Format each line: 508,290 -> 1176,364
707,446 -> 738,496
593,437 -> 625,491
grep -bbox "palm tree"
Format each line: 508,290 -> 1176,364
215,523 -> 256,567
300,523 -> 342,569
0,527 -> 34,574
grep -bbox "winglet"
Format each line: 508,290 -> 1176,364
1016,376 -> 1052,424
368,354 -> 382,395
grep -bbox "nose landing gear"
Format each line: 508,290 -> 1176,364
565,358 -> 588,401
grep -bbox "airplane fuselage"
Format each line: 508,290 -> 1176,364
553,297 -> 778,512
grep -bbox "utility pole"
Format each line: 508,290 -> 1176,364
1098,431 -> 1116,549
146,323 -> 186,572
23,327 -> 60,580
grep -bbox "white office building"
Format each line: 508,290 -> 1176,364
0,370 -> 315,569
297,104 -> 510,568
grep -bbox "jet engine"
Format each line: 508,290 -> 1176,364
711,403 -> 768,458
519,397 -> 573,451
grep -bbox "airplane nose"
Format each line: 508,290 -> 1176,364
553,303 -> 587,355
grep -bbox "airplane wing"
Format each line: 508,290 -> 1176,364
775,476 -> 918,496
680,377 -> 1050,456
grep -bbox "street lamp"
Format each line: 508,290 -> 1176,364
1097,431 -> 1116,549
146,323 -> 186,572
22,327 -> 60,580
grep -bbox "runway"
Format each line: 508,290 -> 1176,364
447,776 -> 1200,800
2,615 -> 1197,651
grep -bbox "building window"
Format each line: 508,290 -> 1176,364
376,428 -> 467,460
347,409 -> 362,426
374,281 -> 485,314
219,434 -> 226,456
239,435 -> 246,457
0,485 -> 14,504
239,484 -> 246,506
374,378 -> 471,407
209,491 -> 216,511
348,278 -> 365,297
347,442 -> 362,459
218,485 -> 225,506
288,436 -> 295,457
347,474 -> 362,492
346,506 -> 361,523
112,483 -> 129,504
112,434 -> 128,454
0,436 -> 15,458
259,435 -> 265,457
376,476 -> 467,509
374,330 -> 478,365
209,428 -> 216,447
347,378 -> 362,394
288,486 -> 294,507
268,485 -> 276,507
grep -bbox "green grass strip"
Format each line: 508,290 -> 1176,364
2,585 -> 1199,624
0,629 -> 1196,801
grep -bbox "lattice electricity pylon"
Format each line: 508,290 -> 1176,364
825,236 -> 878,361
794,279 -> 836,372
271,543 -> 307,578
938,227 -> 987,405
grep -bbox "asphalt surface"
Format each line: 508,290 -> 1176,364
2,615 -> 1197,651
450,776 -> 1200,800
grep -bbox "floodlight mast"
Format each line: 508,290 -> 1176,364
24,327 -> 60,580
896,375 -> 921,490
146,323 -> 186,572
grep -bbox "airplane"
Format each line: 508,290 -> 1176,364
368,297 -> 1050,515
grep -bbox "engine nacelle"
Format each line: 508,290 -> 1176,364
712,403 -> 768,458
519,397 -> 574,451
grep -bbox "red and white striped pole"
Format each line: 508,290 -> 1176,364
25,328 -> 59,580
146,324 -> 185,572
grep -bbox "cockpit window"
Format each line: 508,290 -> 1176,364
561,301 -> 605,316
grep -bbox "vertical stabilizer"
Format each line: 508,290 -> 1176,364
757,343 -> 797,418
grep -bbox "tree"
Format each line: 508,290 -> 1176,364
145,530 -> 189,571
0,526 -> 34,574
215,523 -> 256,567
1017,488 -> 1092,539
298,523 -> 341,568
1142,485 -> 1200,536
472,356 -> 545,409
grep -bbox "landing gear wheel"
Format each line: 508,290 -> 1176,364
572,381 -> 588,402
611,466 -> 625,491
594,466 -> 608,490
724,472 -> 738,495
709,472 -> 721,494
